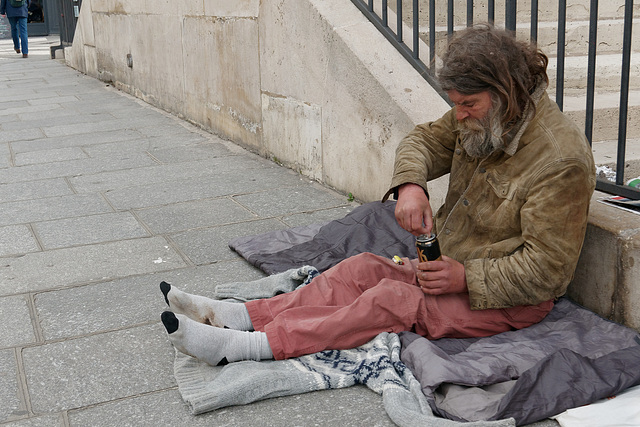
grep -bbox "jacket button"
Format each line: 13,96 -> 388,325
463,199 -> 469,206
445,229 -> 451,235
479,167 -> 486,173
455,148 -> 462,155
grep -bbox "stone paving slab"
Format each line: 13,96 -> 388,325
0,236 -> 187,295
0,152 -> 157,184
68,156 -> 265,194
10,129 -> 145,154
0,225 -> 40,256
0,193 -> 112,227
14,146 -> 89,166
23,324 -> 176,413
101,167 -> 309,210
0,295 -> 35,347
0,178 -> 73,203
32,212 -> 150,250
0,349 -> 21,422
135,197 -> 257,234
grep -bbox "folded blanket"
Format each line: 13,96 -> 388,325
229,201 -> 415,274
400,298 -> 640,425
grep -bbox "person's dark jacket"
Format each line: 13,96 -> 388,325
0,0 -> 29,18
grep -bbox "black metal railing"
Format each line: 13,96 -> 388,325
351,0 -> 639,200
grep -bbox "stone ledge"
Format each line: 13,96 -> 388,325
568,191 -> 640,332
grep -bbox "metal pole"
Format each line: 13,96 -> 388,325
397,0 -> 403,42
556,0 -> 567,111
505,0 -> 516,33
616,0 -> 634,185
584,0 -> 598,145
413,0 -> 419,58
447,0 -> 454,39
429,0 -> 436,71
530,0 -> 538,42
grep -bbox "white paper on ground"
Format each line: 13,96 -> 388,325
551,384 -> 640,427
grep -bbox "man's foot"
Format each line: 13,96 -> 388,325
159,281 -> 253,330
15,48 -> 20,54
22,54 -> 28,58
161,311 -> 272,366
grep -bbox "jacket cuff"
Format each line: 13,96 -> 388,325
381,184 -> 429,203
464,259 -> 490,310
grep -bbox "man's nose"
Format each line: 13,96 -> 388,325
455,108 -> 469,121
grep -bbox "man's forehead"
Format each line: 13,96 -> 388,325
446,90 -> 491,104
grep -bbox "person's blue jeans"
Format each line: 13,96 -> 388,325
8,17 -> 28,55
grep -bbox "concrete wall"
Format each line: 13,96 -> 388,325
64,0 -> 451,205
65,0 -> 640,331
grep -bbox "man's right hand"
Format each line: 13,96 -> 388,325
395,183 -> 433,236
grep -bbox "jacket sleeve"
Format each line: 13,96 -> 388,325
383,109 -> 458,201
465,160 -> 596,309
1,0 -> 6,15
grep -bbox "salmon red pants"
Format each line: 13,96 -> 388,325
245,253 -> 553,360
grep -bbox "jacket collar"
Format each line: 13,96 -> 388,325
502,80 -> 548,156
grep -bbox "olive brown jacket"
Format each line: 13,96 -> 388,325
384,91 -> 596,310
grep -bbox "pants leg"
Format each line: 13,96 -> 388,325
246,253 -> 425,359
17,17 -> 28,54
8,17 -> 19,51
246,252 -> 418,330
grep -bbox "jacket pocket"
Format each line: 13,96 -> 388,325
475,172 -> 523,232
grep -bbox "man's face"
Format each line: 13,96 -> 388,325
447,90 -> 494,121
446,89 -> 504,158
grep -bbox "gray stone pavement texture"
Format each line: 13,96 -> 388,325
0,37 -> 559,427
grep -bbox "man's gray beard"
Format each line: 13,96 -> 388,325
458,109 -> 505,158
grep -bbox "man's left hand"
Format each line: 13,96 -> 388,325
416,256 -> 467,295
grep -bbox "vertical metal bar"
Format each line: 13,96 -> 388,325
584,0 -> 598,145
382,0 -> 388,27
397,0 -> 403,42
616,0 -> 633,185
488,0 -> 495,25
505,0 -> 516,33
467,0 -> 473,27
368,0 -> 373,12
429,0 -> 436,71
530,0 -> 538,42
447,0 -> 454,38
413,0 -> 420,58
556,0 -> 567,111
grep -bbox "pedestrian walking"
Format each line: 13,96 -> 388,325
1,0 -> 28,58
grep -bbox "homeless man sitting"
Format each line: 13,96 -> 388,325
160,24 -> 596,366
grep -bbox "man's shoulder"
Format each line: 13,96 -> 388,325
524,95 -> 590,153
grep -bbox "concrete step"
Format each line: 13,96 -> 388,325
591,137 -> 640,179
398,0 -> 638,27
546,53 -> 640,92
418,17 -> 640,59
559,90 -> 640,142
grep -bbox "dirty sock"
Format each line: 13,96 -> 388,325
160,281 -> 253,330
161,311 -> 272,366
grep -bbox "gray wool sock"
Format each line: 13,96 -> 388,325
162,312 -> 273,366
160,282 -> 253,331
214,266 -> 319,301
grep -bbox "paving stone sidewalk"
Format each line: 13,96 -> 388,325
0,37 -> 559,427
